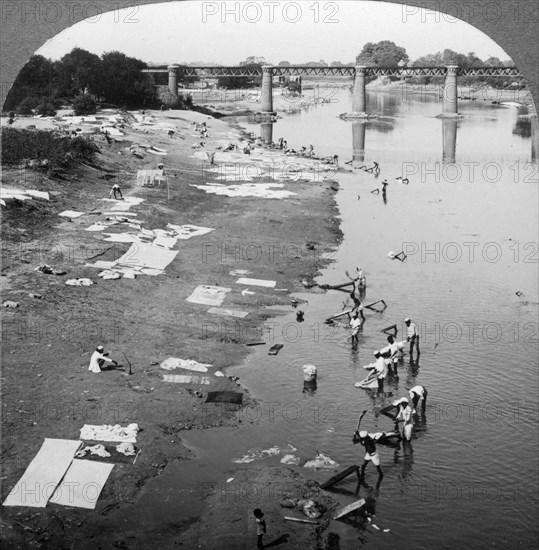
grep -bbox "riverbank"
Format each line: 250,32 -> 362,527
1,108 -> 344,547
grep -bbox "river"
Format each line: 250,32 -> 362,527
118,88 -> 539,549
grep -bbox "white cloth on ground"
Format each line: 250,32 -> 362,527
162,374 -> 211,384
186,285 -> 231,306
160,358 -> 211,372
49,459 -> 114,510
3,439 -> 82,507
235,277 -> 276,288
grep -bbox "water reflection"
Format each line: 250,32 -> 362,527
352,121 -> 366,164
395,439 -> 415,483
366,91 -> 402,118
442,118 -> 458,164
513,118 -> 531,139
303,380 -> 317,395
531,115 -> 538,160
252,100 -> 534,165
260,121 -> 273,144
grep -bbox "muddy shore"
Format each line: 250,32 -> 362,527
1,107 -> 345,548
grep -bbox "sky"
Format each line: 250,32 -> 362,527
36,0 -> 511,65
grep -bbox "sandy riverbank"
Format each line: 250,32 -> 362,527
1,108 -> 344,548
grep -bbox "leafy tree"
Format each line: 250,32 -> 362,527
240,56 -> 266,66
218,62 -> 262,89
303,60 -> 328,67
356,41 -> 409,66
4,55 -> 58,111
94,51 -> 154,107
484,56 -> 502,66
330,61 -> 345,67
56,48 -> 102,97
217,75 -> 258,89
412,52 -> 443,66
72,93 -> 98,115
16,97 -> 39,115
411,50 -> 517,89
35,100 -> 57,116
278,60 -> 291,66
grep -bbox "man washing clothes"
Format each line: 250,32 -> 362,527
88,345 -> 117,373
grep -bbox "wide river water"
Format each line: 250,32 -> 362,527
116,89 -> 539,549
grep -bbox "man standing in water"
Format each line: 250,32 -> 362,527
348,310 -> 363,348
373,350 -> 387,392
396,398 -> 414,441
385,335 -> 401,373
405,318 -> 420,360
409,385 -> 428,413
354,430 -> 384,479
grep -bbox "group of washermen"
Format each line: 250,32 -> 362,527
240,134 -> 340,167
355,385 -> 428,479
333,266 -> 427,479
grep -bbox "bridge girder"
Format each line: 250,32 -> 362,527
144,66 -> 523,78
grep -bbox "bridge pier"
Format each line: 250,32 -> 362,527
352,66 -> 367,115
441,65 -> 461,117
339,65 -> 370,120
168,64 -> 179,98
260,66 -> 276,118
349,65 -> 369,118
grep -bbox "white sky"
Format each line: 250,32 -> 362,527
36,0 -> 510,65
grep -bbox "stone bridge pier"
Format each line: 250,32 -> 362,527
260,66 -> 276,118
168,64 -> 179,97
351,66 -> 368,117
442,65 -> 460,117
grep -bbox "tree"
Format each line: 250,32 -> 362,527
356,41 -> 409,66
72,93 -> 98,115
16,97 -> 39,115
56,48 -> 102,97
330,61 -> 345,67
35,100 -> 57,117
95,51 -> 155,107
217,75 -> 257,89
278,60 -> 291,66
303,60 -> 328,67
218,61 -> 262,89
240,56 -> 266,66
440,49 -> 468,67
411,52 -> 444,84
412,52 -> 443,66
4,55 -> 58,111
484,56 -> 502,66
